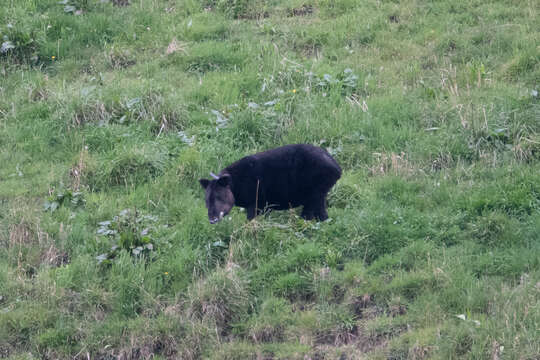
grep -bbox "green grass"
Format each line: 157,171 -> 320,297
1,0 -> 539,358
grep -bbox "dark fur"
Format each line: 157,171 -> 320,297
199,144 -> 341,224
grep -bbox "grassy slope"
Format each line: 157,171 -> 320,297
0,0 -> 539,358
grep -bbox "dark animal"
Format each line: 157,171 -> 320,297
199,144 -> 341,224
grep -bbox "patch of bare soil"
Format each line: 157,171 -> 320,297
112,0 -> 130,6
289,4 -> 314,17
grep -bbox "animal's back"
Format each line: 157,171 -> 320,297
227,144 -> 340,209
252,144 -> 339,178
254,144 -> 339,170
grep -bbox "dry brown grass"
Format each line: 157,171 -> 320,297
40,244 -> 69,268
106,48 -> 136,69
369,152 -> 416,177
70,102 -> 110,128
8,218 -> 47,277
512,136 -> 540,163
28,86 -> 50,102
187,266 -> 250,334
8,221 -> 35,248
166,38 -> 188,55
70,145 -> 90,191
5,200 -> 69,278
116,334 -> 178,360
408,343 -> 435,360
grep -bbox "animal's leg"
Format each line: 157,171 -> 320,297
246,206 -> 266,220
246,206 -> 256,220
302,168 -> 340,221
301,195 -> 322,220
310,195 -> 329,221
315,196 -> 328,221
301,206 -> 315,220
312,169 -> 339,220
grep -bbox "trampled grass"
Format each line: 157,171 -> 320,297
0,0 -> 539,358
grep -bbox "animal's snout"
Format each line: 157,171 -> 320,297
209,211 -> 225,224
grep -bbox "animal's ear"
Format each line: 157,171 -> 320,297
199,179 -> 210,189
217,174 -> 231,187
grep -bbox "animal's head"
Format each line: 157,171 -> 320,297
199,173 -> 235,224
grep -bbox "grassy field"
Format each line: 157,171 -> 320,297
0,0 -> 539,358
